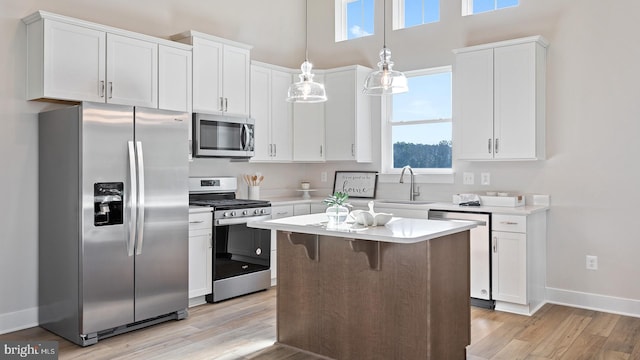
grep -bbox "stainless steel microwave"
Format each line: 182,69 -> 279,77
193,113 -> 255,159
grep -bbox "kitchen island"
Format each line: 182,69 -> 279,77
249,213 -> 476,360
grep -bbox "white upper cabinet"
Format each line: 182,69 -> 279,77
23,11 -> 192,110
159,44 -> 192,113
106,34 -> 157,108
293,73 -> 326,162
324,66 -> 372,162
250,62 -> 293,162
454,36 -> 548,161
30,19 -> 106,102
173,31 -> 251,117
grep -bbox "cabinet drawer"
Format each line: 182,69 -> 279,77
271,205 -> 294,219
492,214 -> 526,233
189,212 -> 212,231
294,204 -> 311,215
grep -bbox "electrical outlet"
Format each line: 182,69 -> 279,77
586,255 -> 598,270
321,172 -> 328,182
463,172 -> 474,185
481,172 -> 491,185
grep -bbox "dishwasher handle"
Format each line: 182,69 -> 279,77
428,211 -> 488,227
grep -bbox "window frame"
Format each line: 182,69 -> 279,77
462,0 -> 519,16
381,65 -> 453,175
392,0 -> 440,30
335,0 -> 374,42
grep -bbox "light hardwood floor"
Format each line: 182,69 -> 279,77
2,288 -> 640,359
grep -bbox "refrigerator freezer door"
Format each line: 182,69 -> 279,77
81,102 -> 135,334
133,107 -> 189,321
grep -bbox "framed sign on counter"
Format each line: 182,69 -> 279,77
332,171 -> 378,199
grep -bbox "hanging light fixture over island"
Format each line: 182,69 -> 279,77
363,0 -> 408,95
287,0 -> 327,103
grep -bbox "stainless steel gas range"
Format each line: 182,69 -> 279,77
189,177 -> 272,302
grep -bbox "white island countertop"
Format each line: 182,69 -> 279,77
248,213 -> 476,244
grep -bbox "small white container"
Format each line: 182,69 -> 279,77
300,181 -> 310,190
248,186 -> 260,200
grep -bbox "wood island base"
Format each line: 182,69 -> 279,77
276,230 -> 471,360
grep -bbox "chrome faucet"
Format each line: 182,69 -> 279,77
399,165 -> 420,201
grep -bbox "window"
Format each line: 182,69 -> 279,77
335,0 -> 374,42
462,0 -> 518,16
393,0 -> 440,30
381,66 -> 452,173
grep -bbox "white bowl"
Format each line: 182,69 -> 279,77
300,182 -> 310,190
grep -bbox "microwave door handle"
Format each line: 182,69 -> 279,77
241,124 -> 248,150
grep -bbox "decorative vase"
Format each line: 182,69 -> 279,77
325,205 -> 349,228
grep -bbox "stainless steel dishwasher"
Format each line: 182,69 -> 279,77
428,210 -> 494,309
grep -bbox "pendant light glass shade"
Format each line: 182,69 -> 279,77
363,0 -> 408,96
362,47 -> 408,95
287,0 -> 327,103
287,60 -> 327,103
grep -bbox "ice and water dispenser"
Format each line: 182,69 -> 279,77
94,182 -> 124,226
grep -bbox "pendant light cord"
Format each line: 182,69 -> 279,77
305,0 -> 309,62
383,0 -> 387,48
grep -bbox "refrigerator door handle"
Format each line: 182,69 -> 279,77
127,141 -> 137,257
135,141 -> 146,255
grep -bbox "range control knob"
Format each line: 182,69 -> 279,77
254,209 -> 261,215
242,210 -> 248,215
261,209 -> 268,214
223,212 -> 231,217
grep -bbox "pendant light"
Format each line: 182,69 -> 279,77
287,0 -> 327,103
363,0 -> 408,95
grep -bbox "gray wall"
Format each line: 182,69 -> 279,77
1,0 -> 639,333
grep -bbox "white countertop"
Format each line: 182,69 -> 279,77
266,197 -> 548,215
248,213 -> 476,244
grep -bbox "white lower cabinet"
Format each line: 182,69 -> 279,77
269,203 -> 312,285
188,209 -> 212,306
491,212 -> 547,315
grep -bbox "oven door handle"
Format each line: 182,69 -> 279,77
215,214 -> 272,226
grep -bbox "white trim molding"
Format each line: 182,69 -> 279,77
546,287 -> 640,318
0,307 -> 38,335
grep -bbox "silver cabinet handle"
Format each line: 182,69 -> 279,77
135,141 -> 145,255
273,143 -> 276,157
500,221 -> 519,225
224,98 -> 228,112
108,82 -> 113,99
493,237 -> 498,253
269,144 -> 273,157
488,139 -> 492,153
99,81 -> 105,98
352,144 -> 355,157
495,138 -> 499,153
127,141 -> 137,257
189,220 -> 204,224
320,145 -> 323,157
219,97 -> 224,112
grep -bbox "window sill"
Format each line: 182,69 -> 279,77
378,171 -> 454,184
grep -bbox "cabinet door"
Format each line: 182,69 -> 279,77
192,37 -> 223,113
325,70 -> 356,161
222,45 -> 250,116
250,65 -> 272,161
494,43 -> 537,159
188,230 -> 212,298
159,45 -> 192,113
293,74 -> 325,162
492,231 -> 527,304
41,20 -> 106,102
106,34 -> 158,108
293,204 -> 311,215
270,70 -> 293,161
455,49 -> 494,160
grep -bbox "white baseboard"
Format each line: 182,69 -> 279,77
0,307 -> 38,335
546,287 -> 640,318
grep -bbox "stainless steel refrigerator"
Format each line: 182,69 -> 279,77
38,102 -> 189,346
